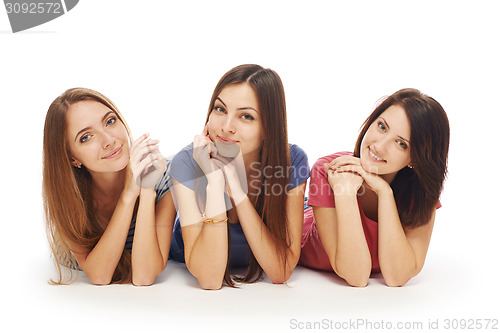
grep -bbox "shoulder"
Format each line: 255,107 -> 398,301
287,144 -> 310,188
289,144 -> 309,168
171,144 -> 194,167
312,151 -> 353,172
169,144 -> 199,189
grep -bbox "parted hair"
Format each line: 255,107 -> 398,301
205,64 -> 291,286
43,88 -> 133,284
354,88 -> 450,228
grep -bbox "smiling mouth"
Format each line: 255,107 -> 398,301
368,147 -> 386,162
103,146 -> 123,159
217,135 -> 239,144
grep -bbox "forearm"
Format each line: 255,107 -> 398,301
377,189 -> 418,286
131,189 -> 164,286
186,181 -> 228,289
334,195 -> 372,287
80,192 -> 137,285
188,223 -> 228,289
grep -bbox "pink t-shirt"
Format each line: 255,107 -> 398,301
299,152 -> 440,273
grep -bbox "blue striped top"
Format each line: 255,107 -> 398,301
124,168 -> 171,252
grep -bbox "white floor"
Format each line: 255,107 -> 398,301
12,214 -> 500,333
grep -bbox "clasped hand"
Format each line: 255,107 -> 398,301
125,133 -> 167,198
193,125 -> 247,204
324,155 -> 390,196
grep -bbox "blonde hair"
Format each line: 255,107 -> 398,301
43,88 -> 133,284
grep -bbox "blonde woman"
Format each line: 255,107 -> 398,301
43,88 -> 176,285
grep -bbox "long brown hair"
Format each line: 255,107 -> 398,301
354,88 -> 450,228
205,64 -> 290,286
43,88 -> 133,284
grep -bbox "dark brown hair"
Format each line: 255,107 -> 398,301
43,88 -> 133,284
205,64 -> 290,286
354,88 -> 449,228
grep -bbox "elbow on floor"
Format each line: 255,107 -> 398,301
345,277 -> 369,288
385,277 -> 410,287
269,271 -> 293,285
132,275 -> 156,287
199,278 -> 223,290
88,275 -> 112,286
339,271 -> 369,287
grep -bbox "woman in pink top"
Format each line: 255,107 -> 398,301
299,88 -> 449,287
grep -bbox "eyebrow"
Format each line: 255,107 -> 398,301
216,97 -> 259,113
74,111 -> 115,142
379,117 -> 410,144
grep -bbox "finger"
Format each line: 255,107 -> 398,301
202,122 -> 209,137
135,153 -> 162,175
327,156 -> 361,170
131,137 -> 159,157
131,143 -> 160,166
129,133 -> 150,155
335,165 -> 365,179
194,134 -> 210,149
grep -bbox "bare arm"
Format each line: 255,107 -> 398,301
312,198 -> 372,287
131,190 -> 176,286
171,176 -> 228,290
70,190 -> 137,285
377,188 -> 435,287
235,182 -> 306,284
332,158 -> 436,287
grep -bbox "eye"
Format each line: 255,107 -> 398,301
213,106 -> 226,114
377,121 -> 387,131
106,116 -> 117,126
397,140 -> 409,150
241,113 -> 255,121
80,134 -> 91,143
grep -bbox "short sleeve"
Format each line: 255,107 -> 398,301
289,144 -> 310,189
307,152 -> 353,208
168,144 -> 201,191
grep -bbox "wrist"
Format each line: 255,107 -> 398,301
121,190 -> 139,204
334,192 -> 359,202
140,188 -> 157,199
375,184 -> 394,197
375,183 -> 393,196
333,186 -> 360,198
206,168 -> 226,192
206,170 -> 225,185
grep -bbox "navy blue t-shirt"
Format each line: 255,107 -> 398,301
168,144 -> 310,267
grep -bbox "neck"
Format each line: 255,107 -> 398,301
243,151 -> 261,180
381,171 -> 397,184
89,168 -> 126,199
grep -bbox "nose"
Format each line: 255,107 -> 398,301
376,135 -> 392,154
221,114 -> 236,134
101,131 -> 115,148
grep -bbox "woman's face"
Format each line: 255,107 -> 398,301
208,83 -> 264,159
360,104 -> 412,182
66,100 -> 130,173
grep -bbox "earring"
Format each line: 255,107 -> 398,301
408,165 -> 413,169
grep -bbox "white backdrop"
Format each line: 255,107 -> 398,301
1,1 -> 499,332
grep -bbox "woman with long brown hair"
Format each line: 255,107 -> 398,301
43,88 -> 176,285
299,88 -> 450,287
169,64 -> 310,289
